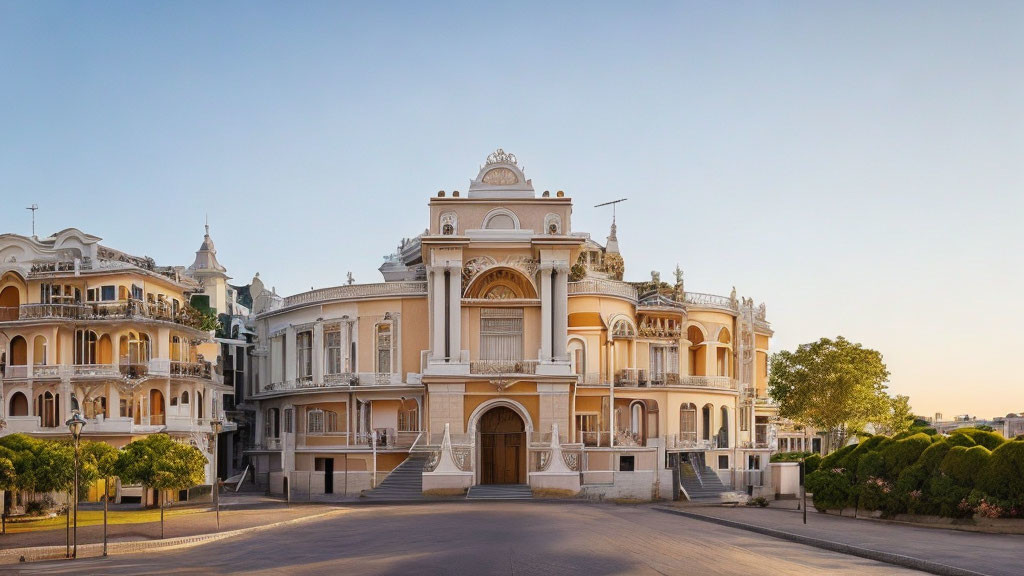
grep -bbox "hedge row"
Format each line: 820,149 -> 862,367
805,428 -> 1024,519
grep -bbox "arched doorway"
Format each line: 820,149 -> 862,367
479,406 -> 526,485
0,286 -> 20,320
9,392 -> 28,416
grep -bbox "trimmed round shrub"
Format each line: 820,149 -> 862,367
927,474 -> 971,518
880,433 -> 933,479
804,453 -> 822,475
806,468 -> 853,512
856,451 -> 886,480
978,440 -> 1024,504
946,433 -> 977,448
950,428 -> 1005,450
819,444 -> 855,471
940,445 -> 991,488
917,441 -> 951,474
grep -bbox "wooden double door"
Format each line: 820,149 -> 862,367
479,406 -> 526,485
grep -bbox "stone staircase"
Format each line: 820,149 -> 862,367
466,484 -> 533,500
679,461 -> 732,503
361,453 -> 427,501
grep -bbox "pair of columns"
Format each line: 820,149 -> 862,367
540,263 -> 569,362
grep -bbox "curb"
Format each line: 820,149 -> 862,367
0,508 -> 347,566
653,507 -> 991,576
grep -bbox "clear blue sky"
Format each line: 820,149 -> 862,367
2,2 -> 1022,419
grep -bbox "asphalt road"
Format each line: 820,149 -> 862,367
8,502 -> 922,575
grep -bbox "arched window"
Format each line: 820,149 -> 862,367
482,208 -> 519,230
181,390 -> 190,405
567,338 -> 586,377
688,325 -> 706,376
702,403 -> 714,441
679,403 -> 697,444
9,336 -> 27,366
9,391 -> 28,416
32,335 -> 46,365
719,405 -> 730,448
75,330 -> 98,365
196,391 -> 204,419
611,318 -> 636,338
306,409 -> 338,434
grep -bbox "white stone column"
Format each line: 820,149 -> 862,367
430,267 -> 446,360
312,322 -> 324,385
447,266 -> 461,362
284,326 -> 296,384
540,265 -> 553,362
553,267 -> 568,361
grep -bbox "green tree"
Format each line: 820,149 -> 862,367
875,394 -> 915,436
769,337 -> 891,449
116,434 -> 207,538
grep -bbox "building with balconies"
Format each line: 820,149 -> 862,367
246,150 -> 778,501
0,228 -> 235,503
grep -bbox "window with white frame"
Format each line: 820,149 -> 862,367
296,331 -> 312,379
398,403 -> 418,432
325,329 -> 343,374
480,308 -> 523,361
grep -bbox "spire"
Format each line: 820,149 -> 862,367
605,214 -> 620,254
189,221 -> 227,276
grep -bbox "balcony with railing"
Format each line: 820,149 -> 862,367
469,360 -> 539,376
567,279 -> 638,301
7,300 -> 208,331
614,368 -> 638,387
682,292 -> 738,312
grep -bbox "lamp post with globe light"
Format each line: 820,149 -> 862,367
65,411 -> 86,559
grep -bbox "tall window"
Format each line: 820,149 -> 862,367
679,403 -> 696,444
296,331 -> 312,379
398,403 -> 418,432
375,323 -> 392,374
75,330 -> 98,364
325,330 -> 342,374
480,308 -> 523,362
649,345 -> 678,381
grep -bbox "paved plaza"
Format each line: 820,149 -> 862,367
7,502 -> 925,576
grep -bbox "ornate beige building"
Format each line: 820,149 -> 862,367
246,150 -> 779,501
0,228 -> 235,503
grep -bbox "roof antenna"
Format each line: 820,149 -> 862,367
26,204 -> 38,237
594,198 -> 628,223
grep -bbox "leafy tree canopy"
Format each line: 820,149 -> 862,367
769,336 -> 891,441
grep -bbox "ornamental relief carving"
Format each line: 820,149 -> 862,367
481,167 -> 519,185
461,255 -> 539,293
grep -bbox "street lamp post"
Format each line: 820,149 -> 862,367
65,411 -> 86,559
210,419 -> 223,531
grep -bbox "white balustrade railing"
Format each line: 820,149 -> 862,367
283,282 -> 427,308
682,292 -> 738,311
567,279 -> 638,301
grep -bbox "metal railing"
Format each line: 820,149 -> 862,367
683,292 -> 738,311
469,360 -> 539,375
614,368 -> 638,387
12,300 -> 207,330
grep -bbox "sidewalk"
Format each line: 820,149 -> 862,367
0,502 -> 333,552
657,505 -> 1024,576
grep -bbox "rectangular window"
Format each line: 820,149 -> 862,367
284,408 -> 294,434
480,308 -> 523,362
398,405 -> 418,432
376,324 -> 392,374
296,331 -> 312,379
740,406 -> 750,432
100,285 -> 116,301
649,345 -> 679,382
325,330 -> 342,374
718,455 -> 730,470
131,284 -> 143,300
619,455 -> 635,472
